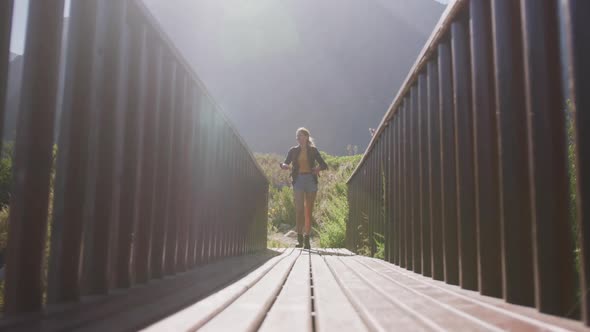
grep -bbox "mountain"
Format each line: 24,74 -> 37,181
145,0 -> 445,154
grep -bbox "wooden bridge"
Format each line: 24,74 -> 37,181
0,0 -> 588,331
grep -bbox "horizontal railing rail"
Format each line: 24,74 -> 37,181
347,0 -> 590,324
0,0 -> 268,316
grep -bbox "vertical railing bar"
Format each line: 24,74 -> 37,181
110,2 -> 145,291
470,0 -> 502,297
565,0 -> 590,324
439,38 -> 459,285
395,111 -> 402,266
419,73 -> 432,277
134,30 -> 162,284
490,0 -> 534,308
451,14 -> 477,291
164,71 -> 187,275
186,86 -> 200,269
428,57 -> 444,281
4,0 -> 66,314
0,0 -> 14,145
390,114 -> 400,265
522,0 -> 575,312
105,10 -> 147,291
401,101 -> 408,268
411,84 -> 421,273
48,0 -> 100,301
151,55 -> 176,279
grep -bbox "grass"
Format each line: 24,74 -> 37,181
255,151 -> 362,250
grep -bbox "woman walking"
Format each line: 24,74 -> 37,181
280,128 -> 328,249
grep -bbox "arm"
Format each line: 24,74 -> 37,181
313,148 -> 328,173
280,148 -> 293,170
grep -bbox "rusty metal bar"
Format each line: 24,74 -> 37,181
4,0 -> 66,314
470,0 -> 501,297
490,0 -> 535,306
439,38 -> 459,286
522,0 -> 575,313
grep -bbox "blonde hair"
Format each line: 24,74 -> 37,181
296,127 -> 315,147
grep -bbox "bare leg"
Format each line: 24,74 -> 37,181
304,191 -> 317,235
294,191 -> 305,234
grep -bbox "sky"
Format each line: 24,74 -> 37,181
8,0 -> 448,55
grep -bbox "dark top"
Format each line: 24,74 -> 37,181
282,145 -> 328,185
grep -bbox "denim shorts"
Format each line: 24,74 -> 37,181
293,174 -> 318,192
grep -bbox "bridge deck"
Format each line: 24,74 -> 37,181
144,249 -> 589,332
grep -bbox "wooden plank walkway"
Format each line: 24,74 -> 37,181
143,249 -> 590,332
0,250 -> 283,332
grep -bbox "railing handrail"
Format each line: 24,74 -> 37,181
347,0 -> 466,184
130,0 -> 269,184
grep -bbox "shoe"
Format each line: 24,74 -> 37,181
303,235 -> 311,249
295,234 -> 303,248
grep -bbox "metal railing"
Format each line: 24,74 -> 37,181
347,0 -> 590,323
0,0 -> 268,315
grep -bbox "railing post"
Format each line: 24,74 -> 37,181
470,0 -> 502,297
565,0 -> 590,324
0,0 -> 13,141
438,39 -> 459,285
490,0 -> 535,306
451,15 -> 477,291
4,0 -> 65,314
